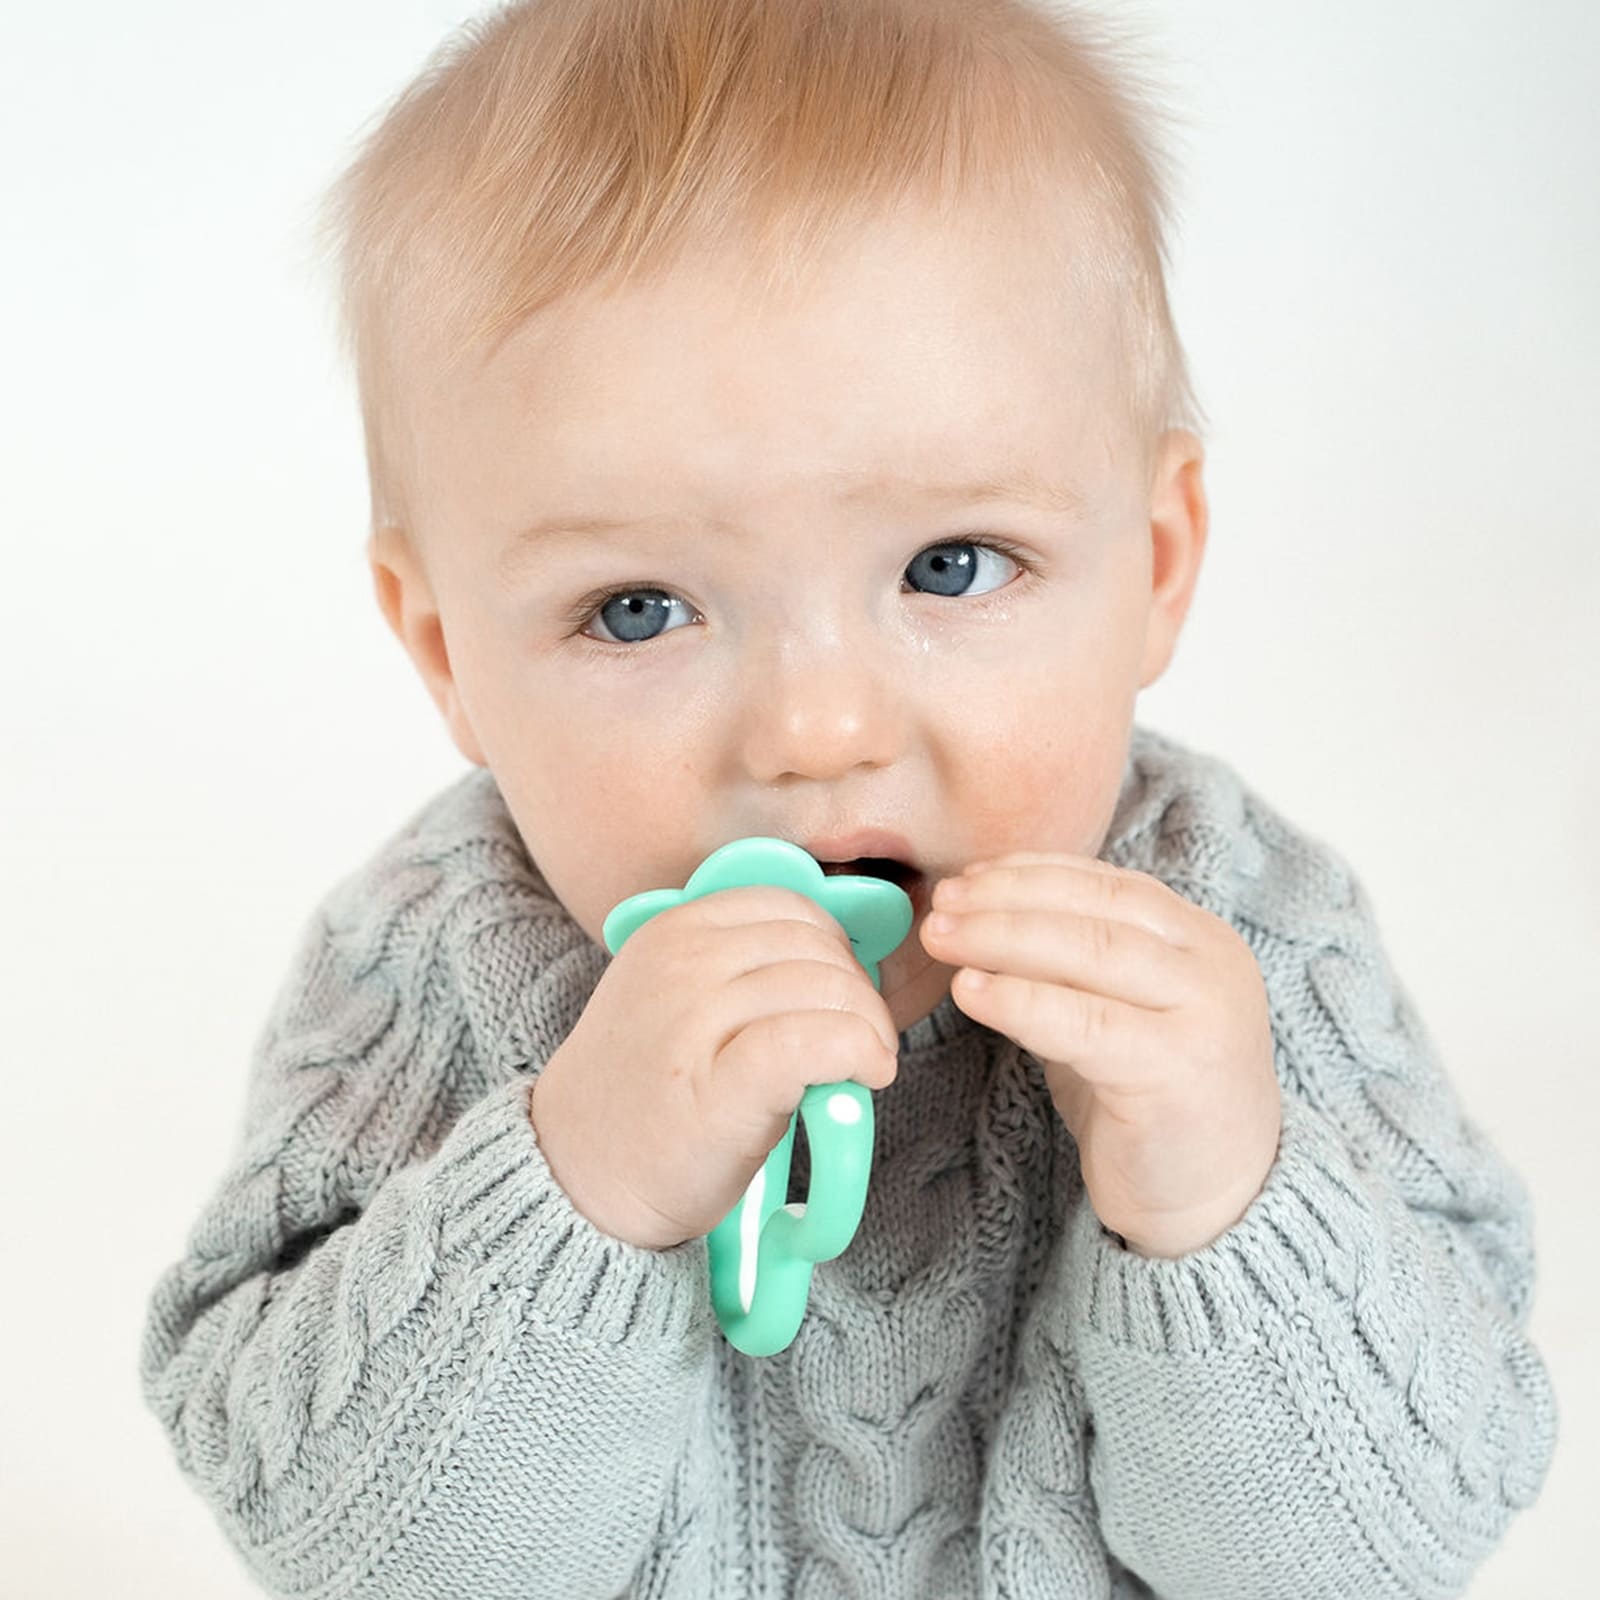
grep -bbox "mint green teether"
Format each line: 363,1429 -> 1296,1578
602,838 -> 912,1357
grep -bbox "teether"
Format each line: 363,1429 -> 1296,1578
602,837 -> 912,1356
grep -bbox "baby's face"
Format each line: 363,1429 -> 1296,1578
374,198 -> 1205,1036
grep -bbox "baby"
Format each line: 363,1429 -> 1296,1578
140,2 -> 1556,1596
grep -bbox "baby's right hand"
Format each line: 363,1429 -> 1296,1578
528,885 -> 901,1251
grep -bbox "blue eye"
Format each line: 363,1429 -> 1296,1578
590,588 -> 694,644
576,537 -> 1027,645
903,538 -> 1019,599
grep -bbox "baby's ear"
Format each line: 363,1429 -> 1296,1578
367,524 -> 413,641
1137,430 -> 1209,691
367,525 -> 487,767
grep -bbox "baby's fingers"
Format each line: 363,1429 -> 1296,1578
937,859 -> 1191,946
922,904 -> 1181,1013
714,987 -> 899,1117
942,963 -> 1175,1090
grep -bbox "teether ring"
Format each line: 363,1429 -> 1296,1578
602,837 -> 912,1356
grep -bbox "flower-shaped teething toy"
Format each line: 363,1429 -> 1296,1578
602,837 -> 912,1356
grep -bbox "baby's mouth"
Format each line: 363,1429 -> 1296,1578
818,857 -> 929,919
817,855 -> 915,885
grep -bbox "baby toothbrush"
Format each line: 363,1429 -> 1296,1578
602,838 -> 912,1356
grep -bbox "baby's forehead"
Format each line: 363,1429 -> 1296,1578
461,191 -> 1119,403
434,254 -> 1120,516
385,175 -> 1148,554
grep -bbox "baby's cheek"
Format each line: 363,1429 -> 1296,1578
959,746 -> 1080,848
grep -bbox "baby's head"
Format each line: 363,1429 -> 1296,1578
312,0 -> 1208,1034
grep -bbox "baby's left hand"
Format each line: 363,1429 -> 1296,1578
922,852 -> 1282,1258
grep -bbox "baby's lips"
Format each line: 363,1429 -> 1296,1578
802,827 -> 917,866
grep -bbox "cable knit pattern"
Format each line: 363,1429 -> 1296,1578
139,723 -> 1556,1598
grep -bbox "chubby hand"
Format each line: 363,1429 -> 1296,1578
921,851 -> 1282,1258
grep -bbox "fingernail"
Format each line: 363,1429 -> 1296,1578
927,912 -> 958,934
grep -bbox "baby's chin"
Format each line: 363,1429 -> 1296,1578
880,929 -> 958,1039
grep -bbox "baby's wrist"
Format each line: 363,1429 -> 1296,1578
527,1074 -> 687,1251
1116,1176 -> 1268,1259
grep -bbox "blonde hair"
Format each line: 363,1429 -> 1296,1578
306,0 -> 1203,535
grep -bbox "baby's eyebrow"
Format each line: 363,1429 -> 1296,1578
833,465 -> 1088,518
497,467 -> 1087,580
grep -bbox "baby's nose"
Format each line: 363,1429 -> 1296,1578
735,651 -> 905,784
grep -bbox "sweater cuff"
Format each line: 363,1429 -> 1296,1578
1058,1094 -> 1373,1356
426,1073 -> 716,1347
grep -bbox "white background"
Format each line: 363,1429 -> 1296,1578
3,1 -> 1594,1594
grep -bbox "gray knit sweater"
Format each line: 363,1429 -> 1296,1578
139,722 -> 1556,1599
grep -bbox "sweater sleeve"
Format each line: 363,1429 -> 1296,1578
1040,867 -> 1558,1598
139,876 -> 719,1598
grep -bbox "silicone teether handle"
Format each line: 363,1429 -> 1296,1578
705,1080 -> 874,1356
600,837 -> 911,1357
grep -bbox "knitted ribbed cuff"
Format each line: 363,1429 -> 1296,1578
1059,1094 -> 1373,1356
426,1073 -> 715,1347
